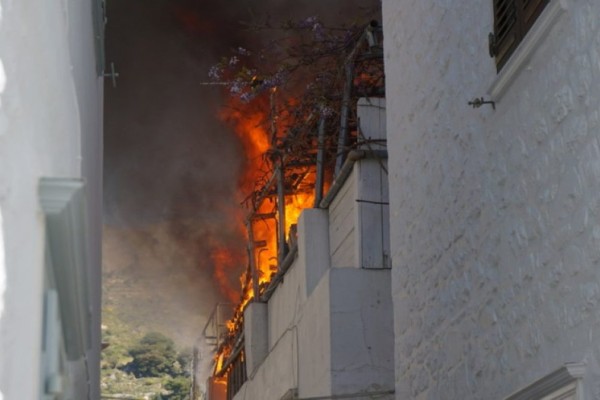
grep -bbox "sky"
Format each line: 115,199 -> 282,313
102,0 -> 380,374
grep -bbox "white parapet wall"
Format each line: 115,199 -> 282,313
244,302 -> 269,377
329,98 -> 390,270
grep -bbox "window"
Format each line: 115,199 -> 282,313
489,0 -> 550,70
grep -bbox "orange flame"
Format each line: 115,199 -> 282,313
212,91 -> 317,379
219,98 -> 271,194
210,246 -> 242,304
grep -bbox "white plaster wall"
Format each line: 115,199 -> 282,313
235,260 -> 332,400
0,208 -> 4,400
236,267 -> 395,400
296,271 -> 332,398
268,259 -> 307,351
0,0 -> 103,398
329,174 -> 356,268
383,0 -> 600,398
234,329 -> 298,400
329,268 -> 394,398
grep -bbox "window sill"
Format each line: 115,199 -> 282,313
487,0 -> 569,100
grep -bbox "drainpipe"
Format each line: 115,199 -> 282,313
246,220 -> 260,300
321,149 -> 388,209
276,163 -> 287,268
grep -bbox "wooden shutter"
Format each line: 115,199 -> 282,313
491,0 -> 518,69
490,0 -> 549,71
521,0 -> 550,31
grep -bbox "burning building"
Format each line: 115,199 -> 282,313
203,22 -> 390,400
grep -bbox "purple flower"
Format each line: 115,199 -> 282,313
236,47 -> 251,56
312,22 -> 325,41
229,78 -> 247,94
321,107 -> 334,117
229,56 -> 239,66
262,70 -> 286,89
208,65 -> 221,80
299,16 -> 318,29
240,92 -> 254,103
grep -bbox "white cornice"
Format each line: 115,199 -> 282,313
504,362 -> 585,400
39,178 -> 85,215
39,177 -> 91,361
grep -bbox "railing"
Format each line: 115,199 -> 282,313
226,350 -> 247,400
203,303 -> 233,350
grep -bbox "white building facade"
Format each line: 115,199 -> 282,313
383,0 -> 600,399
0,0 -> 104,399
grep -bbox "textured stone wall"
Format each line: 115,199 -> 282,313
383,0 -> 600,398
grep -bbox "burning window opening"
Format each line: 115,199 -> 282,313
204,20 -> 384,400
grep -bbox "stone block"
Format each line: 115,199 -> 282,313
244,302 -> 269,376
298,208 -> 330,295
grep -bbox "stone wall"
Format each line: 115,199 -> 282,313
383,0 -> 600,398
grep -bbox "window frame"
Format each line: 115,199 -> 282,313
487,0 -> 569,100
490,0 -> 551,71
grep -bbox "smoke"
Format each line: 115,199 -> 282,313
103,0 -> 380,382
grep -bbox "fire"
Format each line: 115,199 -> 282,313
209,246 -> 242,304
285,193 -> 314,236
215,352 -> 226,374
219,98 -> 271,193
212,88 -> 318,381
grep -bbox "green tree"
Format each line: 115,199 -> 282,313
163,376 -> 191,400
175,347 -> 193,377
125,332 -> 177,378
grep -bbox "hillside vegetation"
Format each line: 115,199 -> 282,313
101,308 -> 194,400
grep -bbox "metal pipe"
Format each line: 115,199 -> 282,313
246,221 -> 260,300
246,170 -> 277,223
335,60 -> 355,176
313,112 -> 326,207
276,164 -> 287,268
320,150 -> 387,209
202,304 -> 218,340
335,27 -> 373,176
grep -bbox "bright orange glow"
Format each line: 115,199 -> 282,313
214,352 -> 226,374
210,246 -> 242,304
213,92 -> 316,375
219,98 -> 271,193
285,193 -> 314,236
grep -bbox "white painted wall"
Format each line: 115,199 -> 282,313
383,0 -> 600,398
329,174 -> 356,268
0,208 -> 4,400
0,0 -> 103,398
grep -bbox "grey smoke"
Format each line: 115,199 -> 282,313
103,0 -> 380,381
